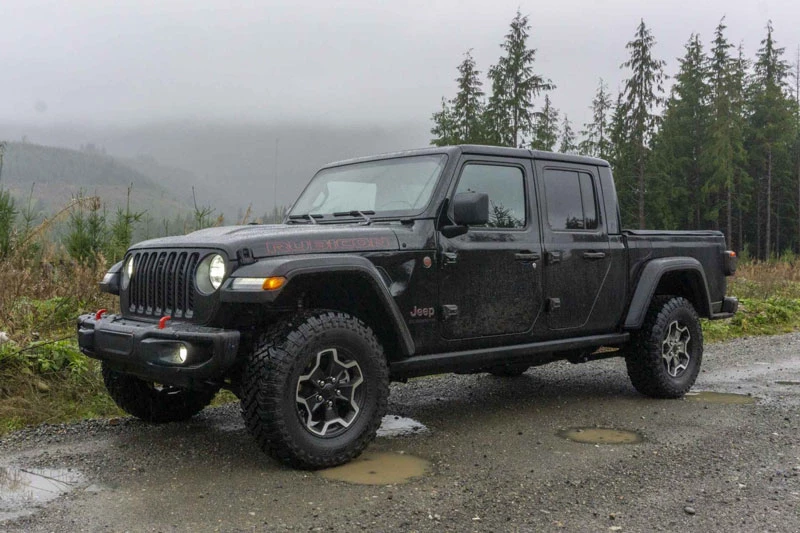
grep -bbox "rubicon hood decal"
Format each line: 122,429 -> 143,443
265,236 -> 397,256
129,224 -> 400,258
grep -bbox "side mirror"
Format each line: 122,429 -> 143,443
453,192 -> 489,226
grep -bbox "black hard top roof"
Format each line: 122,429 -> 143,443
322,144 -> 610,169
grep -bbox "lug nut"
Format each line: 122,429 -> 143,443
316,395 -> 323,401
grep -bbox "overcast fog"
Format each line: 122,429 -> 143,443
2,0 -> 799,212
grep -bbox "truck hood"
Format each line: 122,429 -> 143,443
128,224 -> 401,259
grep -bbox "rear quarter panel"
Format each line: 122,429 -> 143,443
624,230 -> 728,310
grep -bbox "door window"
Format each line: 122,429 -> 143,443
544,169 -> 599,230
454,164 -> 526,229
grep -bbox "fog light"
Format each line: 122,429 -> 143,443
178,344 -> 188,364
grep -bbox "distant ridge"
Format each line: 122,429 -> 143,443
0,142 -> 192,219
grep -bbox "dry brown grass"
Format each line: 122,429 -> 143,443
728,260 -> 800,300
0,254 -> 115,345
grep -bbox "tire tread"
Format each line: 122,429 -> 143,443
240,310 -> 389,469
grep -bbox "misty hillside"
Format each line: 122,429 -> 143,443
0,142 -> 192,219
0,120 -> 432,219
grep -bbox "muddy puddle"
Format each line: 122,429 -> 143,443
0,466 -> 84,522
319,452 -> 429,485
376,415 -> 429,438
560,428 -> 643,445
685,391 -> 756,404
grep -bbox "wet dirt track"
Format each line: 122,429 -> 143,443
1,333 -> 799,532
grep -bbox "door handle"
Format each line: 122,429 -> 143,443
443,252 -> 458,265
515,252 -> 541,261
582,251 -> 606,260
546,251 -> 562,264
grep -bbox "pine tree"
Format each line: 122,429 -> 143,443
430,98 -> 459,147
733,45 -> 753,253
579,79 -> 613,159
430,51 -> 486,146
747,21 -> 794,258
704,19 -> 748,249
105,184 -> 144,263
485,10 -> 554,147
65,195 -> 106,265
530,95 -> 560,151
619,20 -> 667,228
792,45 -> 800,252
451,50 -> 486,143
649,34 -> 708,230
559,115 -> 577,153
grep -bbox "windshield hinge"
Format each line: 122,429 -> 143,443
236,247 -> 256,265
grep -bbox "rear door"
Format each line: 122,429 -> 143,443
438,156 -> 543,340
535,162 -> 613,332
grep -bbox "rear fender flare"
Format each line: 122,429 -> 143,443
624,257 -> 712,329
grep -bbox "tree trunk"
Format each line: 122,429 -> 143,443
727,181 -> 733,249
738,193 -> 743,255
638,148 -> 646,229
766,146 -> 772,259
756,175 -> 762,259
776,203 -> 781,256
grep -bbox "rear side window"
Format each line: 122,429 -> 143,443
455,164 -> 526,229
544,169 -> 599,230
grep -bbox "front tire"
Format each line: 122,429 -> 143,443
625,296 -> 703,398
240,310 -> 389,469
101,364 -> 218,422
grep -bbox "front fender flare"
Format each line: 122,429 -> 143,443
220,254 -> 415,356
623,257 -> 712,329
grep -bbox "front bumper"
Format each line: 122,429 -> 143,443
77,314 -> 240,388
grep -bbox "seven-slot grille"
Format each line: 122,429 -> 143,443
128,250 -> 200,318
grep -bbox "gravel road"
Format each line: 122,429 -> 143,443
1,333 -> 799,532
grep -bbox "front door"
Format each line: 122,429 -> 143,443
536,162 -> 612,332
438,157 -> 543,340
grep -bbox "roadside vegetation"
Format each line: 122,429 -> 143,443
703,260 -> 800,342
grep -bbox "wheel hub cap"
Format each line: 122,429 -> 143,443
296,348 -> 364,437
661,320 -> 691,377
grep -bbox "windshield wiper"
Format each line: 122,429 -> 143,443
287,213 -> 323,224
333,210 -> 375,225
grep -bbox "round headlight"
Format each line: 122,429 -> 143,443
208,254 -> 226,290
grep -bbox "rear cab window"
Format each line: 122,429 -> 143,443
543,168 -> 600,231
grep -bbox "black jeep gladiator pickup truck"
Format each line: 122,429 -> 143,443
78,145 -> 738,469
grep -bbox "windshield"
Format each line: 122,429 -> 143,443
290,155 -> 447,218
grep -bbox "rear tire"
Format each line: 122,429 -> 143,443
102,364 -> 218,422
240,310 -> 389,469
625,296 -> 703,398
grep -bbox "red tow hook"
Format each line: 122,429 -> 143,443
158,316 -> 171,329
95,309 -> 107,320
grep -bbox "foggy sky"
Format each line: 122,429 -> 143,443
3,0 -> 799,136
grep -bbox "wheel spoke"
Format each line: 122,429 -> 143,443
661,320 -> 692,378
295,347 -> 364,437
